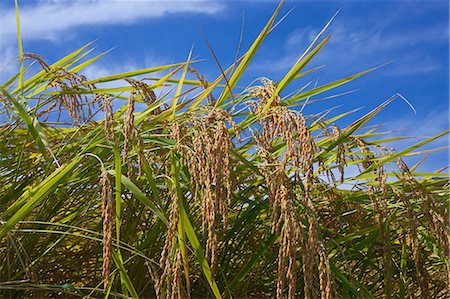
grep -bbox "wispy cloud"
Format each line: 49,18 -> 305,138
0,0 -> 225,42
387,53 -> 442,76
384,108 -> 449,140
253,9 -> 448,77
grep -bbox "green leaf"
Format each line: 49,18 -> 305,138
215,0 -> 285,107
229,234 -> 276,290
111,250 -> 139,298
0,156 -> 82,239
172,48 -> 193,119
15,0 -> 24,92
262,35 -> 331,113
2,88 -> 50,161
108,170 -> 169,226
330,262 -> 365,298
316,96 -> 396,161
170,155 -> 222,299
357,129 -> 450,177
288,65 -> 383,104
85,62 -> 188,84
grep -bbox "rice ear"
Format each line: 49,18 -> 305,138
100,168 -> 114,290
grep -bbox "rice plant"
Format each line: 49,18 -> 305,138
1,1 -> 449,298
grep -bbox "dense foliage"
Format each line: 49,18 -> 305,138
1,2 -> 449,298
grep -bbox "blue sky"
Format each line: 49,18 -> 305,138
0,0 -> 448,171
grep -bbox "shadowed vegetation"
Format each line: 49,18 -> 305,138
1,2 -> 449,298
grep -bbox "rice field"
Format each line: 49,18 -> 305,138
0,1 -> 449,298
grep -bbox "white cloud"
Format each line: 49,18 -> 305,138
0,0 -> 225,42
0,0 -> 224,85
